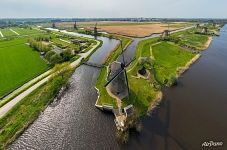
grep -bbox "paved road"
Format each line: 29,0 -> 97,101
0,40 -> 100,118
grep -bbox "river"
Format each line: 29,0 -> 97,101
10,25 -> 227,150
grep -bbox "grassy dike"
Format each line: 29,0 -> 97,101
95,35 -> 132,107
0,63 -> 73,149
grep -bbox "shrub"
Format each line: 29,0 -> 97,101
166,75 -> 177,87
49,53 -> 62,65
45,51 -> 56,60
62,49 -> 72,61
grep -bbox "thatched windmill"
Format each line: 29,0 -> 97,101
201,27 -> 208,34
104,41 -> 133,100
90,22 -> 101,36
93,23 -> 99,36
74,21 -> 77,30
52,22 -> 56,28
161,30 -> 170,40
196,23 -> 200,29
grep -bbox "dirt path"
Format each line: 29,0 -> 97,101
0,31 -> 4,37
10,29 -> 20,35
0,40 -> 100,118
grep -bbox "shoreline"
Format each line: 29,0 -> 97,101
147,36 -> 213,114
176,54 -> 201,77
204,36 -> 213,49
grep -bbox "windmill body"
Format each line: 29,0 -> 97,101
106,61 -> 128,100
161,30 -> 170,40
74,21 -> 77,30
201,27 -> 208,34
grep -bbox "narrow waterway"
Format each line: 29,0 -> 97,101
9,25 -> 227,150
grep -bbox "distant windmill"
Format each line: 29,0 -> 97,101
74,21 -> 77,30
161,30 -> 170,40
196,23 -> 200,29
201,27 -> 208,34
104,41 -> 134,100
52,22 -> 56,28
92,22 -> 100,36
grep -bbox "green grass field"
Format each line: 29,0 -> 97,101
11,27 -> 40,35
126,39 -> 195,115
152,42 -> 195,83
172,28 -> 209,50
0,38 -> 48,98
0,28 -> 17,37
0,27 -> 42,39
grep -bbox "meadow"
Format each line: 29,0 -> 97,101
152,42 -> 195,84
172,28 -> 209,50
0,37 -> 48,98
11,27 -> 41,35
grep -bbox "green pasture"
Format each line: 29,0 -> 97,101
152,42 -> 195,83
0,39 -> 48,98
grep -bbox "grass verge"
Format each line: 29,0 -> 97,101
0,63 -> 73,149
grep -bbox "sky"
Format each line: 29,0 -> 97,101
0,0 -> 227,18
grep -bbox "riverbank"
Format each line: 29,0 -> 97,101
0,63 -> 73,149
204,36 -> 213,49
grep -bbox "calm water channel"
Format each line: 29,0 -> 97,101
9,25 -> 227,150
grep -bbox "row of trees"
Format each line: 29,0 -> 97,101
28,39 -> 51,53
34,35 -> 51,42
45,48 -> 73,65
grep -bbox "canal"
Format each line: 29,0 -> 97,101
10,25 -> 227,150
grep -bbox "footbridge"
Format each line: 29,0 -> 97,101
82,62 -> 104,68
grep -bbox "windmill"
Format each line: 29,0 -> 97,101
161,30 -> 170,40
201,27 -> 208,34
196,23 -> 200,29
74,21 -> 77,30
104,41 -> 133,100
52,22 -> 56,28
92,22 -> 100,36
